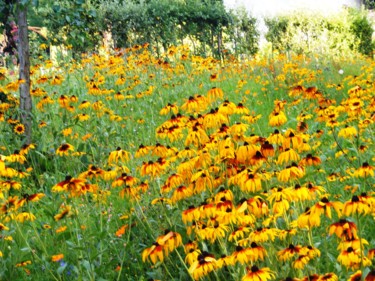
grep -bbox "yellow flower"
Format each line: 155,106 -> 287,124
278,244 -> 301,261
142,243 -> 165,264
15,212 -> 36,223
75,113 -> 90,121
13,124 -> 25,135
269,110 -> 287,126
338,126 -> 357,139
51,254 -> 64,262
54,205 -> 72,221
277,148 -> 300,164
15,260 -> 32,267
56,143 -> 75,156
0,223 -> 9,231
56,226 -> 67,233
242,266 -> 275,281
343,195 -> 371,216
108,147 -> 130,164
353,162 -> 374,178
188,252 -> 217,280
293,255 -> 310,269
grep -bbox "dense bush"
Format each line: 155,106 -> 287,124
264,8 -> 374,58
96,0 -> 259,58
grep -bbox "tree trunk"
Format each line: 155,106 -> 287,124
217,27 -> 222,61
17,1 -> 32,144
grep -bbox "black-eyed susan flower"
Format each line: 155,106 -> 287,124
228,226 -> 251,242
368,248 -> 375,260
52,175 -> 86,193
277,148 -> 300,164
182,205 -> 200,224
15,212 -> 36,222
56,143 -> 74,156
218,99 -> 236,116
0,180 -> 21,190
293,207 -> 321,228
260,141 -> 275,158
171,185 -> 193,203
277,244 -> 302,261
293,255 -> 310,269
181,96 -> 205,113
54,205 -> 72,221
236,170 -> 262,193
112,173 -> 138,188
19,143 -> 35,155
366,270 -> 375,281
338,126 -> 357,139
311,196 -> 343,219
15,260 -> 32,267
75,113 -> 90,121
142,242 -> 164,264
353,162 -> 374,178
242,113 -> 262,124
242,265 -> 275,281
299,153 -> 321,166
236,142 -> 258,164
232,246 -> 252,264
343,195 -> 371,216
269,110 -> 287,127
0,223 -> 9,231
185,125 -> 209,147
277,163 -> 305,182
267,129 -> 284,145
318,273 -> 338,281
248,242 -> 267,262
234,102 -> 250,115
5,150 -> 26,164
13,124 -> 25,135
300,274 -> 320,281
329,219 -> 358,240
337,247 -> 362,269
160,103 -> 179,115
108,147 -> 130,165
207,87 -> 224,102
185,248 -> 202,266
249,227 -> 277,243
188,251 -> 217,280
184,240 -> 199,256
348,270 -> 362,281
337,236 -> 369,253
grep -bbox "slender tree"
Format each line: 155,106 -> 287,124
17,1 -> 32,144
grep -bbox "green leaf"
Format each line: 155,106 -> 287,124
81,260 -> 92,272
57,263 -> 67,275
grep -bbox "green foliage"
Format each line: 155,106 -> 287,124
264,8 -> 374,58
364,0 -> 375,9
264,17 -> 289,52
31,0 -> 102,54
97,0 -> 258,58
2,0 -> 260,60
350,10 -> 375,56
227,8 -> 259,57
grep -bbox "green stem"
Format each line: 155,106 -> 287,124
356,212 -> 364,281
15,221 -> 61,281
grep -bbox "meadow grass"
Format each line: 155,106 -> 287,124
0,45 -> 374,281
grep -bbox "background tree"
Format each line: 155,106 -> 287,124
17,0 -> 32,144
363,0 -> 375,9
